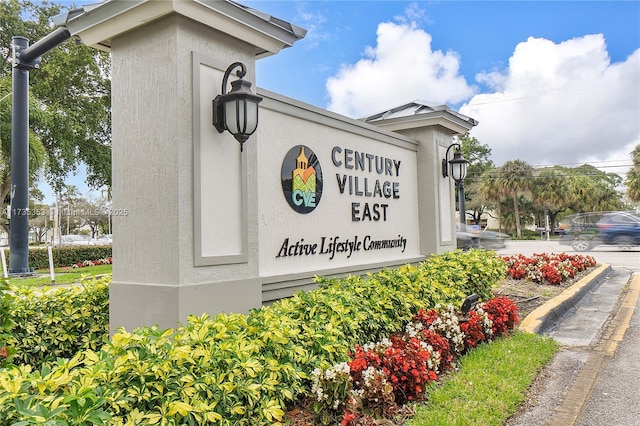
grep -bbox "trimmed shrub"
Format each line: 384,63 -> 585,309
2,246 -> 113,270
308,296 -> 519,424
7,277 -> 110,367
0,250 -> 506,425
0,280 -> 15,367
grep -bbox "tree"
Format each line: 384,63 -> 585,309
496,160 -> 534,239
58,184 -> 82,235
478,170 -> 504,233
565,165 -> 625,213
0,0 -> 111,192
73,196 -> 109,238
458,134 -> 495,225
499,194 -> 536,236
530,167 -> 570,231
28,202 -> 50,244
0,76 -> 48,204
626,144 -> 640,204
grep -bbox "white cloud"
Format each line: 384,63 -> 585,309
294,4 -> 329,50
325,19 -> 475,117
460,35 -> 640,169
324,18 -> 639,177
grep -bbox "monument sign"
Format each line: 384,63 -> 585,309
56,0 -> 476,332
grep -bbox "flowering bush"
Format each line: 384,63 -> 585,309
72,257 -> 113,268
351,367 -> 395,418
381,335 -> 437,404
349,344 -> 383,385
312,297 -> 520,424
415,305 -> 465,356
502,252 -> 595,285
459,310 -> 489,351
311,362 -> 353,417
406,314 -> 454,371
418,329 -> 453,371
481,296 -> 520,337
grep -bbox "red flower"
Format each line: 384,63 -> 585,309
502,253 -> 595,285
459,311 -> 487,352
420,329 -> 454,370
341,411 -> 357,426
349,344 -> 382,386
0,346 -> 8,358
482,296 -> 520,336
379,336 -> 435,404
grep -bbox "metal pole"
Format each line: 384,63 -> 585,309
19,28 -> 70,64
9,28 -> 71,275
9,37 -> 31,275
458,179 -> 466,226
545,208 -> 551,241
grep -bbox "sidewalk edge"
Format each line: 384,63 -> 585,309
519,263 -> 613,334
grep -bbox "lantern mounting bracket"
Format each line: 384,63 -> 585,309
441,142 -> 468,181
213,62 -> 246,133
212,62 -> 263,152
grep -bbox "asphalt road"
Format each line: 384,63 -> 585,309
494,239 -> 640,270
498,239 -> 640,426
576,273 -> 640,426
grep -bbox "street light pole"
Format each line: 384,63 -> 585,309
442,143 -> 469,228
457,179 -> 466,226
9,36 -> 33,275
9,28 -> 70,275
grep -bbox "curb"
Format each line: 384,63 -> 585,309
519,263 -> 613,334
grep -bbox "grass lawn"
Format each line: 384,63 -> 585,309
408,331 -> 559,426
3,264 -> 112,288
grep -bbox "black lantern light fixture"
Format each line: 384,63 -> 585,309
442,143 -> 469,225
442,143 -> 468,181
213,62 -> 262,152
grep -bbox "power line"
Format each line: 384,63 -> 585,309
530,160 -> 632,168
467,171 -> 630,180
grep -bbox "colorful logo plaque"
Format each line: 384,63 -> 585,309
281,145 -> 323,214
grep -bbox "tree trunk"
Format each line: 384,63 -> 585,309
513,194 -> 522,239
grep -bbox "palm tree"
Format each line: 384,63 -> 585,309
496,160 -> 534,239
0,75 -> 47,240
478,170 -> 504,233
626,144 -> 640,203
566,166 -> 625,213
531,168 -> 568,231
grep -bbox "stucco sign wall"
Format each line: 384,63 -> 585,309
66,0 -> 475,332
257,91 -> 422,279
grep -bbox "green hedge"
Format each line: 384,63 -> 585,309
0,281 -> 15,369
2,246 -> 113,270
0,249 -> 506,425
6,277 -> 110,367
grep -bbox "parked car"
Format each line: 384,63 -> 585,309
559,211 -> 640,251
456,224 -> 480,250
60,234 -> 95,246
553,228 -> 567,236
595,211 -> 640,249
456,225 -> 509,251
479,230 -> 510,249
95,234 -> 112,245
456,230 -> 479,250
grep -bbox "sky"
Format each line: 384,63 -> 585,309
245,0 -> 639,175
38,0 -> 640,201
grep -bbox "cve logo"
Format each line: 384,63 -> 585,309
281,145 -> 323,214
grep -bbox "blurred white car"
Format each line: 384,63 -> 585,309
95,234 -> 112,245
60,235 -> 95,246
